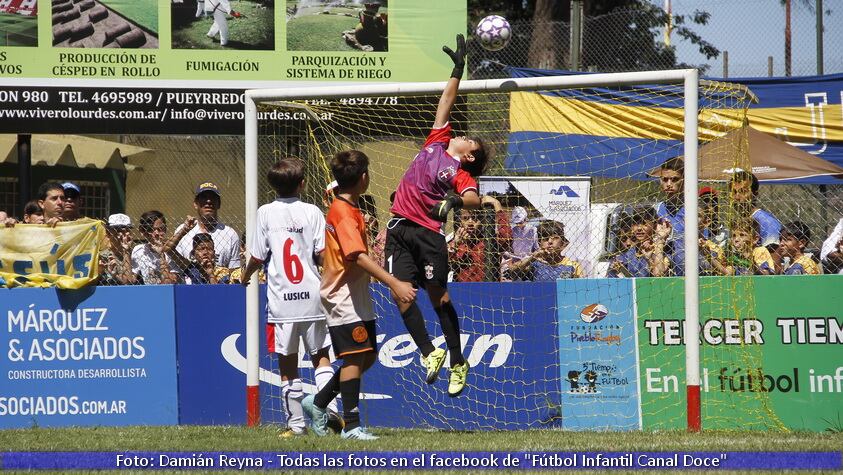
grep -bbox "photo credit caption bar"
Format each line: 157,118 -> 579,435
0,451 -> 839,470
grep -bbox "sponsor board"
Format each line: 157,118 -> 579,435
637,275 -> 843,431
0,286 -> 178,428
176,283 -> 560,430
1,2 -> 463,83
479,176 -> 596,276
557,279 -> 640,430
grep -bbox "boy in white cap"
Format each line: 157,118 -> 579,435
100,214 -> 137,285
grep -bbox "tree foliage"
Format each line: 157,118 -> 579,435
468,0 -> 721,73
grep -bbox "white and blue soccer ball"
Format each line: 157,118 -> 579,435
475,15 -> 511,52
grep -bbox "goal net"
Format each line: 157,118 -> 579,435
245,70 -> 784,431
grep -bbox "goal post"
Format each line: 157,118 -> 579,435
683,69 -> 701,432
243,69 -> 706,430
244,96 -> 260,427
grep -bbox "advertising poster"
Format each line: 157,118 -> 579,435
0,286 -> 178,428
0,1 -> 465,134
0,1 -> 464,82
637,275 -> 843,431
364,282 -> 562,430
556,278 -> 640,430
478,176 -> 596,276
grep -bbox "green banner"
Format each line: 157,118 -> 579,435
637,275 -> 843,431
2,1 -> 464,82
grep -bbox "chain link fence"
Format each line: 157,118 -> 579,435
467,2 -> 842,269
468,1 -> 841,78
5,2 -> 841,284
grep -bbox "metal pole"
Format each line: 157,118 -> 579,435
723,50 -> 729,78
570,0 -> 582,71
482,209 -> 498,282
17,134 -> 31,218
817,0 -> 824,75
664,0 -> 673,46
785,0 -> 792,76
768,56 -> 774,77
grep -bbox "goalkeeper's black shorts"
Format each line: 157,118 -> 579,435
383,217 -> 448,288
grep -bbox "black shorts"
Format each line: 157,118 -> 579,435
384,217 -> 449,288
328,320 -> 377,358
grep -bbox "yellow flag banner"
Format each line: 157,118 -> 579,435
0,218 -> 104,289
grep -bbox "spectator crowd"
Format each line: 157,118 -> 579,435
1,180 -> 256,286
2,163 -> 842,287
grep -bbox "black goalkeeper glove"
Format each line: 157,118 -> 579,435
428,195 -> 464,222
442,33 -> 466,79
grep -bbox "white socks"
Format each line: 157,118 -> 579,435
280,379 -> 305,433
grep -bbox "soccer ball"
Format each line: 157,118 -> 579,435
475,15 -> 511,51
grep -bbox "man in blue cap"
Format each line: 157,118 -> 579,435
61,182 -> 84,221
175,182 -> 241,270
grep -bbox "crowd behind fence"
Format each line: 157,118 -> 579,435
2,2 -> 843,286
2,169 -> 842,288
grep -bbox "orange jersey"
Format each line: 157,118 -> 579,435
320,197 -> 376,326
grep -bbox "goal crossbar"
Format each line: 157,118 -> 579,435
246,69 -> 697,103
243,69 -> 704,431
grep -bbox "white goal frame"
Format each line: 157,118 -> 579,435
243,69 -> 702,431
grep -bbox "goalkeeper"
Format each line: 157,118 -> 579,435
384,34 -> 489,398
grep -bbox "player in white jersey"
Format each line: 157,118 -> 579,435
241,157 -> 341,436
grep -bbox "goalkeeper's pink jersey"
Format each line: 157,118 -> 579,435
390,123 -> 478,233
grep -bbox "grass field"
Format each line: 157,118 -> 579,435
286,12 -> 359,51
172,1 -> 274,50
97,0 -> 158,34
0,14 -> 36,47
1,426 -> 840,473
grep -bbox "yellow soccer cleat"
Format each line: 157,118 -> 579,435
448,361 -> 470,397
279,427 -> 306,438
421,348 -> 447,384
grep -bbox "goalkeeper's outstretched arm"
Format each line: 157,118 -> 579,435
433,34 -> 466,129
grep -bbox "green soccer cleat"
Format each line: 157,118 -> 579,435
301,394 -> 328,436
421,348 -> 447,384
448,361 -> 470,397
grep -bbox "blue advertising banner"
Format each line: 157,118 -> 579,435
0,286 -> 178,428
363,283 -> 561,430
174,284 -> 251,425
174,283 -> 561,430
176,284 -> 345,426
556,279 -> 640,430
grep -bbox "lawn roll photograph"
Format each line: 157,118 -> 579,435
52,0 -> 157,49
